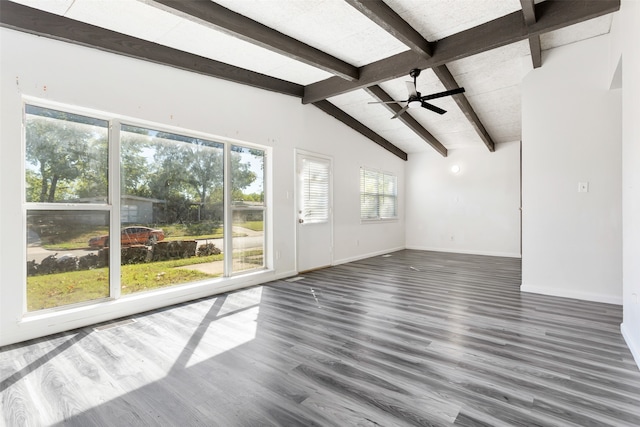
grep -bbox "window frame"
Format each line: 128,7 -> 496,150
228,144 -> 268,275
23,101 -> 116,312
359,167 -> 398,222
22,98 -> 269,315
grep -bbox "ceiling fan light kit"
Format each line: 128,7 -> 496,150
369,68 -> 464,119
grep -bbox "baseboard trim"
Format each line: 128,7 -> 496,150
621,322 -> 640,371
520,284 -> 622,305
405,245 -> 521,259
333,247 -> 405,266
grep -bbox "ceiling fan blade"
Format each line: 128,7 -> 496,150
419,87 -> 465,101
421,101 -> 446,115
367,100 -> 409,104
391,104 -> 410,119
405,81 -> 417,97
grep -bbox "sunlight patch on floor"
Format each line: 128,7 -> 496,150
185,287 -> 262,368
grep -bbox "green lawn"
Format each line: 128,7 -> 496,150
236,221 -> 264,232
27,254 -> 224,311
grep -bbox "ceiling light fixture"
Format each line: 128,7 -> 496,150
451,165 -> 461,174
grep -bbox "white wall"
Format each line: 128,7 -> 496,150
405,142 -> 521,258
618,0 -> 640,368
0,29 -> 405,346
521,34 -> 622,305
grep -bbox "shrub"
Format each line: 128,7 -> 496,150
197,243 -> 221,257
185,220 -> 220,236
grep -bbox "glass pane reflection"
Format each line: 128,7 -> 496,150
26,210 -> 110,311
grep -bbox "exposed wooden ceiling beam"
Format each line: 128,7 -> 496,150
520,0 -> 537,25
365,86 -> 448,157
343,0 -> 433,58
345,0 -> 495,152
432,65 -> 495,152
313,101 -> 408,160
528,35 -> 543,69
144,0 -> 359,81
0,1 -> 304,97
0,2 -> 405,161
303,0 -> 620,103
521,0 -> 542,68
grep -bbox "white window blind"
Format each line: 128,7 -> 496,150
360,168 -> 397,220
301,158 -> 330,223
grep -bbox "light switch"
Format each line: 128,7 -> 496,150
578,182 -> 589,193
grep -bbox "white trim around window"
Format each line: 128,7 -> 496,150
360,167 -> 398,222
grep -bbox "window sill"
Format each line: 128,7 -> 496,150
360,218 -> 399,224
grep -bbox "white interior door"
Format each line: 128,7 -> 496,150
296,152 -> 332,272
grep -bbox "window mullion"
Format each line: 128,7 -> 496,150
223,143 -> 232,277
109,120 -> 121,299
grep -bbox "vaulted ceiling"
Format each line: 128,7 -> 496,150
0,0 -> 620,160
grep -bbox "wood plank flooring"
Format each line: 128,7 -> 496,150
2,250 -> 640,426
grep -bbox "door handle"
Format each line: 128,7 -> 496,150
299,219 -> 304,224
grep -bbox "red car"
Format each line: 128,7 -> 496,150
89,226 -> 165,248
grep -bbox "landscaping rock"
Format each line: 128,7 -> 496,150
78,253 -> 100,270
121,245 -> 151,265
197,243 -> 221,256
56,254 -> 79,272
27,259 -> 38,276
152,240 -> 197,261
38,254 -> 58,274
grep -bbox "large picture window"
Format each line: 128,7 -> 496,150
360,168 -> 398,220
24,102 -> 267,312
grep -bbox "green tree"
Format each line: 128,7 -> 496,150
25,116 -> 107,202
120,133 -> 152,197
231,147 -> 261,202
152,134 -> 225,221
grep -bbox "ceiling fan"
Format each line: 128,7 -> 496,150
369,68 -> 465,119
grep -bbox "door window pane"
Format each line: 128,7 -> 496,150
119,125 -> 225,294
300,158 -> 330,223
26,210 -> 110,311
25,105 -> 108,203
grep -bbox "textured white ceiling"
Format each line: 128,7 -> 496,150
8,0 -> 615,154
541,14 -> 613,51
447,41 -> 532,145
212,0 -> 410,67
8,0 -> 73,15
385,0 -> 523,42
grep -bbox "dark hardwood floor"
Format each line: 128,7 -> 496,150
1,250 -> 639,426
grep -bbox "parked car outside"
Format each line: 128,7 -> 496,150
88,226 -> 165,248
